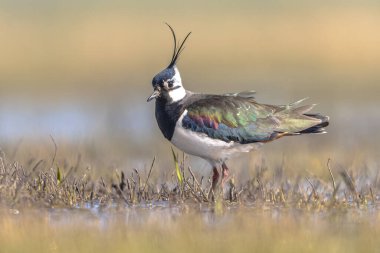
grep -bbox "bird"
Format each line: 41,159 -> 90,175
147,24 -> 329,194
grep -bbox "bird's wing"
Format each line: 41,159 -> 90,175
223,90 -> 256,98
181,95 -> 322,144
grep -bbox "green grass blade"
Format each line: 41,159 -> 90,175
56,165 -> 62,185
171,147 -> 183,185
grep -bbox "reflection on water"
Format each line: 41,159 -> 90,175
3,202 -> 379,231
1,204 -> 379,253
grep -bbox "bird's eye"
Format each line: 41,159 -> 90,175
167,80 -> 174,88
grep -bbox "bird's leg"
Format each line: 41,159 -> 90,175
211,167 -> 220,191
222,162 -> 236,201
221,162 -> 229,185
208,167 -> 220,201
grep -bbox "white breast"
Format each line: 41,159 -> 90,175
170,110 -> 262,166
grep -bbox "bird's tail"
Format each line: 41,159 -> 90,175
296,114 -> 329,134
273,98 -> 330,136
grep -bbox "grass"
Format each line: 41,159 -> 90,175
0,145 -> 379,253
0,146 -> 378,209
0,145 -> 378,209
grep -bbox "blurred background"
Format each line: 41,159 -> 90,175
0,0 -> 379,176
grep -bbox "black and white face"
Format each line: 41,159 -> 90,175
147,66 -> 186,103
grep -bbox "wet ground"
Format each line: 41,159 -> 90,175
1,203 -> 379,253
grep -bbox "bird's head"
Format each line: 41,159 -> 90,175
147,24 -> 191,103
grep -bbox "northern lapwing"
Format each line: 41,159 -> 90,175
147,24 -> 329,194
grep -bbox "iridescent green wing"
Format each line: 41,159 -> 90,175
182,95 -> 322,143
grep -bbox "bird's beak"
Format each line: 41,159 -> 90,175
147,89 -> 161,102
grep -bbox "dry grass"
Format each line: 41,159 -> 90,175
0,145 -> 379,253
0,146 -> 378,209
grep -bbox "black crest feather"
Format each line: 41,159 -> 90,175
165,23 -> 191,68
